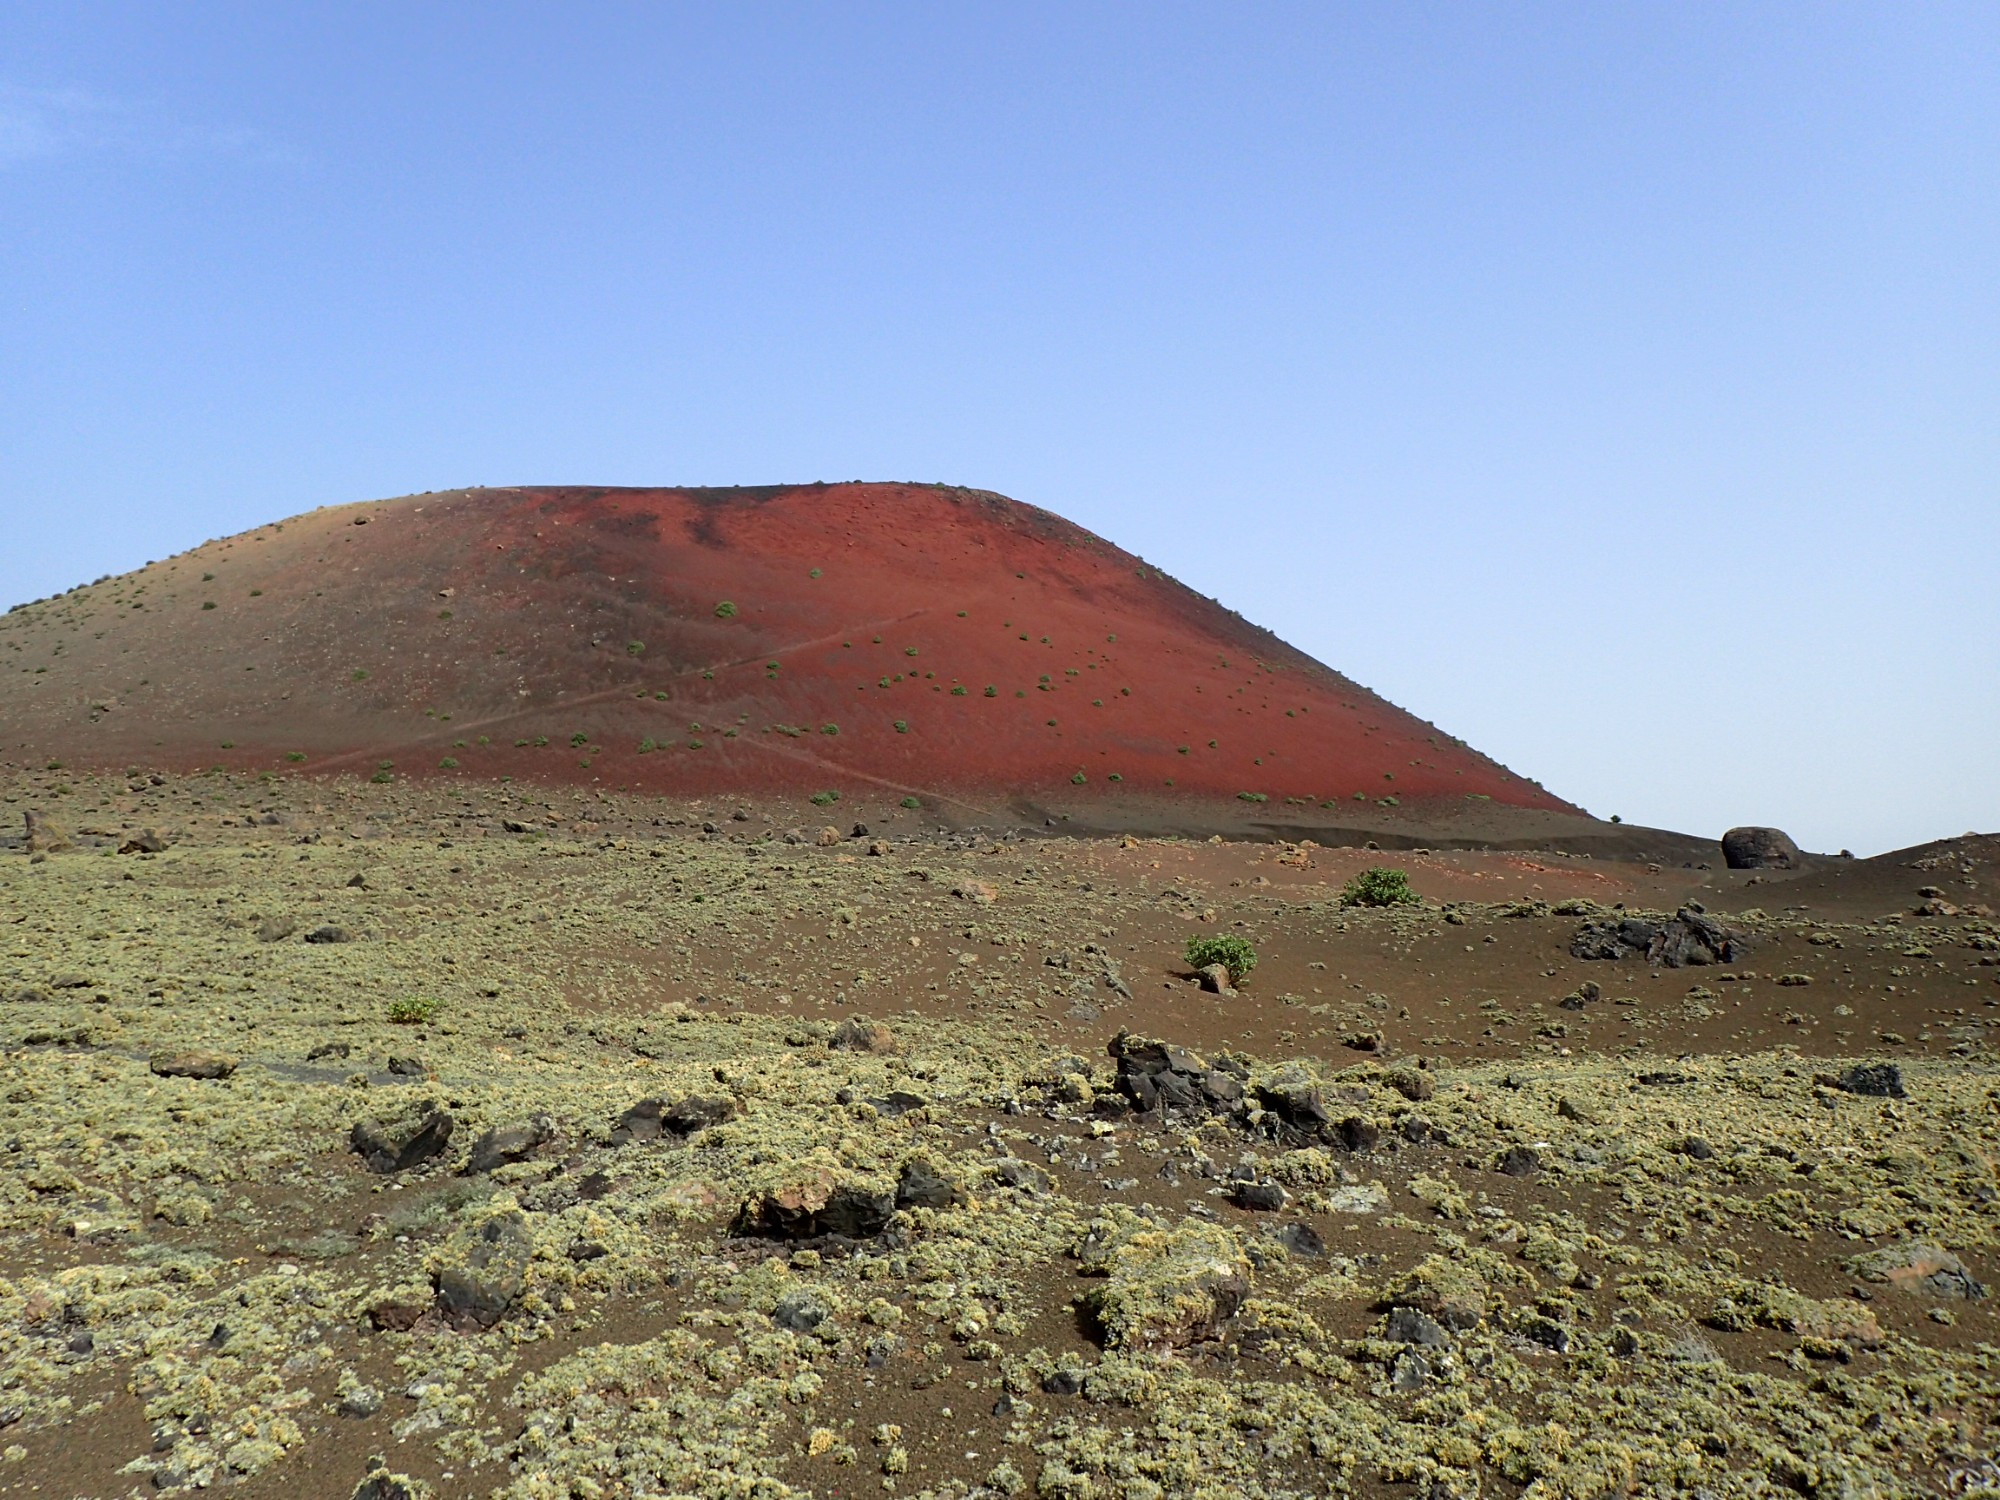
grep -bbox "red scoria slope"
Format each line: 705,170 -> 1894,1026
0,484 -> 1571,818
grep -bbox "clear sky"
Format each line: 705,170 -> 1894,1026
3,4 -> 1995,855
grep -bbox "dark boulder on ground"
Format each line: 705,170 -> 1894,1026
609,1093 -> 738,1145
149,1051 -> 235,1080
434,1209 -> 533,1329
895,1157 -> 963,1211
117,829 -> 168,854
1722,827 -> 1804,870
732,1170 -> 896,1241
464,1118 -> 552,1175
1570,904 -> 1744,967
1832,1062 -> 1907,1099
351,1106 -> 454,1173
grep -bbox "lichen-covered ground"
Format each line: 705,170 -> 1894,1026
2,768 -> 1998,1499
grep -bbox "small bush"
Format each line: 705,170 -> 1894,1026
811,790 -> 840,806
892,719 -> 908,733
1071,772 -> 1086,784
626,640 -> 645,655
1237,791 -> 1266,803
714,601 -> 737,618
286,751 -> 307,762
438,757 -> 458,769
1340,867 -> 1420,908
387,996 -> 440,1025
900,796 -> 922,809
1185,934 -> 1257,985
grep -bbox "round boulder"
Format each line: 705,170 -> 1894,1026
1721,827 -> 1803,870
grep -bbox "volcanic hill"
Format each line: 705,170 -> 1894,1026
1,483 -> 1581,834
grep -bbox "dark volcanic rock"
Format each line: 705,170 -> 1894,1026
610,1093 -> 738,1145
149,1051 -> 235,1080
1833,1063 -> 1907,1099
117,829 -> 168,855
304,925 -> 351,944
1721,827 -> 1803,870
351,1107 -> 454,1174
895,1158 -> 962,1211
464,1118 -> 551,1175
1570,905 -> 1744,968
1385,1306 -> 1450,1348
1230,1180 -> 1287,1212
733,1171 -> 896,1241
434,1209 -> 532,1329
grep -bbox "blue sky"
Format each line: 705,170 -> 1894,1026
3,3 -> 1994,854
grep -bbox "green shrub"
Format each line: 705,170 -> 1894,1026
1237,791 -> 1266,803
714,601 -> 738,618
286,751 -> 307,762
439,757 -> 458,769
1185,934 -> 1257,985
810,790 -> 840,806
626,640 -> 645,655
900,796 -> 922,809
1340,867 -> 1420,908
892,719 -> 908,733
387,996 -> 440,1025
1071,772 -> 1086,784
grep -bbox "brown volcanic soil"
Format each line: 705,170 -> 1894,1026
1,767 -> 1998,1499
0,484 -> 1576,837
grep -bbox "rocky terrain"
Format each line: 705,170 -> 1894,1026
3,764 -> 1998,1499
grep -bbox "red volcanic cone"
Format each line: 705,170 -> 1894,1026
0,484 -> 1570,819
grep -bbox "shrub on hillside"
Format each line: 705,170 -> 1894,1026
1185,934 -> 1257,986
1340,867 -> 1420,908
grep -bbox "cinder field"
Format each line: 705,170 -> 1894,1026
2,768 -> 1998,1498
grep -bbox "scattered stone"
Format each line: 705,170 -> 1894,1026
149,1051 -> 235,1080
952,880 -> 998,906
117,829 -> 168,854
351,1469 -> 428,1500
1847,1242 -> 1987,1301
1041,1366 -> 1086,1396
1384,1306 -> 1450,1347
1722,827 -> 1803,870
815,826 -> 842,847
772,1290 -> 831,1333
1497,1145 -> 1542,1177
609,1094 -> 738,1144
1197,963 -> 1235,997
1390,1350 -> 1430,1390
1385,1256 -> 1487,1331
733,1169 -> 896,1240
350,1107 -> 454,1174
306,1042 -> 351,1063
1570,906 -> 1744,967
256,915 -> 297,943
1832,1062 -> 1906,1098
1077,1217 -> 1251,1351
366,1302 -> 426,1332
1386,1067 -> 1434,1102
24,810 -> 73,855
1230,1180 -> 1286,1212
464,1118 -> 551,1175
895,1157 -> 962,1211
1680,1136 -> 1716,1161
386,1055 -> 427,1077
435,1208 -> 533,1330
830,1016 -> 896,1053
304,925 -> 351,944
338,1385 -> 384,1418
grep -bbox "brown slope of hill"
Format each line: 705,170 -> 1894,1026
0,483 -> 1575,831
